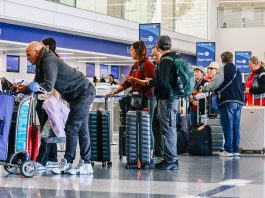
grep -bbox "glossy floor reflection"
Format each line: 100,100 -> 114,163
0,145 -> 265,198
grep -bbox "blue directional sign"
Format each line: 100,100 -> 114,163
196,42 -> 215,67
235,51 -> 251,73
139,23 -> 160,56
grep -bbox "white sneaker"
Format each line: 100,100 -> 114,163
36,162 -> 46,171
68,159 -> 93,175
219,151 -> 233,157
46,161 -> 59,168
233,152 -> 240,157
51,158 -> 72,174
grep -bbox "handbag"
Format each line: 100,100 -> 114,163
211,94 -> 219,111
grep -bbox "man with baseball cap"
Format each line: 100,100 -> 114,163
152,35 -> 179,170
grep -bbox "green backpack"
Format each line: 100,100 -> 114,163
162,54 -> 195,98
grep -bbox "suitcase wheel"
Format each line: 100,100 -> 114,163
91,162 -> 94,167
107,161 -> 112,167
20,160 -> 37,178
102,162 -> 106,167
4,165 -> 18,174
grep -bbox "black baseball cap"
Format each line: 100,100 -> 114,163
157,35 -> 171,50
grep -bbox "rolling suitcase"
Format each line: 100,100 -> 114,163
240,95 -> 265,153
118,95 -> 131,159
89,98 -> 112,167
119,124 -> 126,159
28,124 -> 39,161
188,95 -> 212,156
126,110 -> 152,169
0,94 -> 15,161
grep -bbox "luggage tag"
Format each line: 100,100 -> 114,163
197,124 -> 205,131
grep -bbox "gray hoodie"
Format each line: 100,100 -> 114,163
35,48 -> 92,102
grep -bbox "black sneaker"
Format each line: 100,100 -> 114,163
155,160 -> 179,170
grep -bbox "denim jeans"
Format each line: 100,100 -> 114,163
35,99 -> 57,165
148,97 -> 157,150
189,109 -> 197,129
152,105 -> 163,157
64,83 -> 96,164
157,99 -> 178,162
219,102 -> 242,153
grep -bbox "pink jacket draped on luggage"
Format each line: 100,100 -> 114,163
43,96 -> 69,137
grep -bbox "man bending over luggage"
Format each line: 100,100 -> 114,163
13,41 -> 96,175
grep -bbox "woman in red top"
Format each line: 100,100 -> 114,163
245,56 -> 265,106
107,40 -> 155,108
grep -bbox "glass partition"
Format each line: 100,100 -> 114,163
218,7 -> 265,28
47,0 -> 208,39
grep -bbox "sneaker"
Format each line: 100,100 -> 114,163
68,159 -> 93,175
219,151 -> 233,157
153,156 -> 164,164
233,152 -> 240,157
46,161 -> 59,168
36,162 -> 46,171
155,160 -> 179,170
51,158 -> 72,174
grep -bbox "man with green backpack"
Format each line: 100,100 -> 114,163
127,35 -> 194,170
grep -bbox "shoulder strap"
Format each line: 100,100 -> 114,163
139,60 -> 146,70
258,72 -> 265,79
219,67 -> 238,94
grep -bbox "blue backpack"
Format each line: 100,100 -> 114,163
162,54 -> 195,98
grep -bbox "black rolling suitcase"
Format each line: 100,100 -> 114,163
119,124 -> 126,159
126,110 -> 152,169
118,95 -> 131,159
188,124 -> 212,156
188,95 -> 212,156
89,98 -> 112,167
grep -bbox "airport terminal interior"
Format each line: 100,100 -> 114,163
1,0 -> 265,197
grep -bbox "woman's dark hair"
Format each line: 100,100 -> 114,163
131,40 -> 148,62
42,37 -> 60,57
221,51 -> 233,63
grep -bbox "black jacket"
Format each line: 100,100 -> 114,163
151,52 -> 176,100
34,48 -> 93,102
250,67 -> 265,94
217,63 -> 244,106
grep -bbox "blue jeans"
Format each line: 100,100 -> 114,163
158,99 -> 178,162
148,97 -> 157,150
189,110 -> 197,129
219,102 -> 242,153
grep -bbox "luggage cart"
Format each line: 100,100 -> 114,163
0,92 -> 37,178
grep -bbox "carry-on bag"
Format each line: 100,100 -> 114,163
0,94 -> 15,161
126,110 -> 152,169
240,95 -> 265,154
89,98 -> 112,167
188,95 -> 212,156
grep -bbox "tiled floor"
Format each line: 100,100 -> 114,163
0,145 -> 265,198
